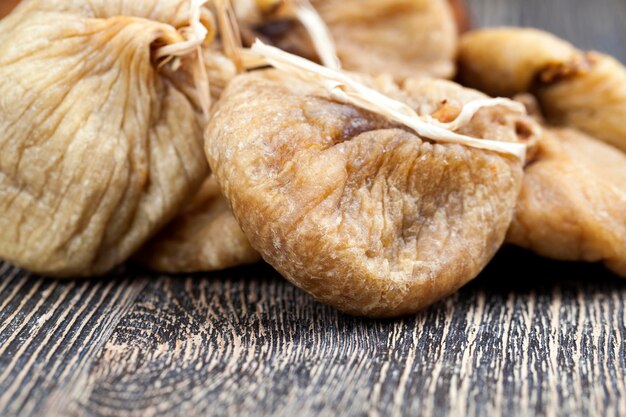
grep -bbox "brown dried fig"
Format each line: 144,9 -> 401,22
507,128 -> 626,277
236,0 -> 458,79
458,28 -> 626,153
0,0 -> 231,277
206,69 -> 534,317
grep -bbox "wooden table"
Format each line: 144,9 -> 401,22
1,1 -> 626,416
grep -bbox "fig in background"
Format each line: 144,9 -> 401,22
508,127 -> 626,277
235,0 -> 459,79
458,28 -> 626,153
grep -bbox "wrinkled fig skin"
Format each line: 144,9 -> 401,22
0,1 -> 214,277
458,28 -> 626,153
507,128 -> 626,277
138,176 -> 261,273
241,0 -> 458,80
207,70 -> 528,317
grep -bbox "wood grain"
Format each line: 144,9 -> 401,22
1,1 -> 626,416
51,250 -> 626,417
0,266 -> 146,417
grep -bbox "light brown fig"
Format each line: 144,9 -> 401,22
507,128 -> 626,277
0,0 -> 231,277
206,70 -> 535,317
458,28 -> 626,153
236,0 -> 458,79
137,176 -> 261,273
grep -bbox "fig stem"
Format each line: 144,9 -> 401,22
156,0 -> 212,118
290,0 -> 341,70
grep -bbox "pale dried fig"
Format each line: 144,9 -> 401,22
206,70 -> 533,317
458,28 -> 626,153
0,1 -> 231,276
507,128 -> 626,277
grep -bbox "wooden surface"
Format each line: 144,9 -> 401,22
1,1 -> 626,416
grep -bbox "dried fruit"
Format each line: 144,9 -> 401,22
458,28 -> 626,153
507,128 -> 626,277
0,0 -> 231,276
137,176 -> 261,273
236,0 -> 458,79
205,55 -> 535,316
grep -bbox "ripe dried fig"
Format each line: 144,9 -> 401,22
206,70 -> 533,317
458,28 -> 626,153
508,128 -> 626,277
0,0 -> 231,276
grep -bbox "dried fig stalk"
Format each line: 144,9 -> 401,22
458,28 -> 626,153
206,63 -> 536,316
0,0 -> 232,276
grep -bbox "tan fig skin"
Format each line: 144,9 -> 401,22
206,70 -> 535,317
0,0 -> 233,277
237,0 -> 458,80
458,28 -> 626,154
507,128 -> 626,277
137,176 -> 261,273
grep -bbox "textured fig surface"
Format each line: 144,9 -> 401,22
207,71 -> 530,317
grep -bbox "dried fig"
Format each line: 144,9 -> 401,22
507,128 -> 626,277
0,1 -> 231,276
458,28 -> 626,153
206,67 -> 534,317
236,0 -> 458,79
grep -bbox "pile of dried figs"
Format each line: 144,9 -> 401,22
0,0 -> 624,317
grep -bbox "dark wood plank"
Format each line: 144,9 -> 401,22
56,250 -> 626,417
0,264 -> 146,417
